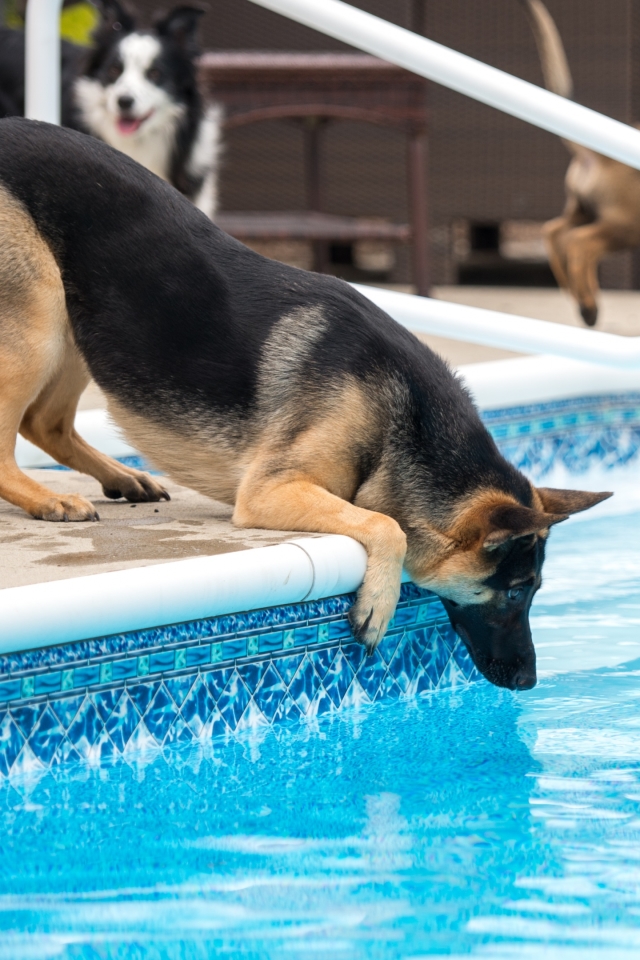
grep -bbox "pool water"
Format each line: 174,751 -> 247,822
1,508 -> 640,958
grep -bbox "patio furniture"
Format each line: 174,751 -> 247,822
199,52 -> 430,294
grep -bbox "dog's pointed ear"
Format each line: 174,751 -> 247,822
96,0 -> 137,35
154,4 -> 207,51
483,503 -> 567,549
536,487 -> 613,516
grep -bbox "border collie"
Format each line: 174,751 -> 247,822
0,1 -> 221,217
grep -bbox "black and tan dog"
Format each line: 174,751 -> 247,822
0,119 -> 609,690
522,0 -> 640,326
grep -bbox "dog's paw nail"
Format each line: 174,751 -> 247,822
162,491 -> 171,501
62,513 -> 69,522
93,512 -> 100,521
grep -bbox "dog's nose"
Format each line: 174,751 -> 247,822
513,668 -> 536,691
117,95 -> 135,112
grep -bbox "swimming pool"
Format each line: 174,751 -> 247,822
1,395 -> 640,957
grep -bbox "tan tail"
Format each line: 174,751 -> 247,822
520,0 -> 573,99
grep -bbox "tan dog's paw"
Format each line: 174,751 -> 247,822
102,472 -> 170,503
348,567 -> 402,655
35,494 -> 100,522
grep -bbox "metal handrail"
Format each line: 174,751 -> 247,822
247,0 -> 640,171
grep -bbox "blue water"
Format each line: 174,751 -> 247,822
2,508 -> 640,958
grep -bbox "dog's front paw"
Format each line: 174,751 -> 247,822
102,472 -> 170,503
35,494 -> 100,522
348,567 -> 402,655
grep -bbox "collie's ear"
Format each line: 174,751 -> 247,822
96,0 -> 137,35
536,487 -> 612,516
154,4 -> 207,50
483,503 -> 567,549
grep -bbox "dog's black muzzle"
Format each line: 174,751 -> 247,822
440,598 -> 537,691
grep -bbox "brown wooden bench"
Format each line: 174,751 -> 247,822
199,52 -> 430,294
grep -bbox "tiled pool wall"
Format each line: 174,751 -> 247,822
484,392 -> 640,479
0,584 -> 475,777
1,392 -> 639,778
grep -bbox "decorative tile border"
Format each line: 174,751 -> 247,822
484,393 -> 640,479
0,583 -> 479,777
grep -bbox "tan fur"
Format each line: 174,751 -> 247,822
0,185 -> 167,521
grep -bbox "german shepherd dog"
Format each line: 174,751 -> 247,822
0,120 -> 609,690
522,0 -> 640,326
0,1 -> 220,218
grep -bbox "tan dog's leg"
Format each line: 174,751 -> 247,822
543,215 -> 572,289
0,332 -> 100,522
564,222 -> 619,326
20,344 -> 170,503
234,471 -> 407,652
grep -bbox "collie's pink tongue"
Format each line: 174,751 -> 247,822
117,113 -> 149,135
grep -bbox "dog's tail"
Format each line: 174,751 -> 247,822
519,0 -> 573,99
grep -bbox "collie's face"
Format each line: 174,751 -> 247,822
76,32 -> 185,144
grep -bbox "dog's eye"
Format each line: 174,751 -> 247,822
147,68 -> 162,84
507,586 -> 523,600
107,62 -> 123,82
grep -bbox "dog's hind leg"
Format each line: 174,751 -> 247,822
234,469 -> 407,653
0,211 -> 100,520
564,221 -> 621,326
20,343 -> 170,504
543,215 -> 572,289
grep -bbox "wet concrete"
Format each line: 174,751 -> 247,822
0,470 -> 302,589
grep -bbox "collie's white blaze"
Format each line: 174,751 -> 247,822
74,33 -> 184,182
189,105 -> 223,217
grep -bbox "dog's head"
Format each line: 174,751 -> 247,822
406,486 -> 611,691
76,1 -> 205,144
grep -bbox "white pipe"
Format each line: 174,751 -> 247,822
460,355 -> 640,410
25,0 -> 64,123
248,0 -> 640,171
353,285 -> 640,370
0,535 -> 368,655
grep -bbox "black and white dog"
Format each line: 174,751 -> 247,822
0,1 -> 220,217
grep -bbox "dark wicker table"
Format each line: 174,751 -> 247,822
199,52 -> 430,293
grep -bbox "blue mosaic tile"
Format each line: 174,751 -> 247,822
217,671 -> 251,731
355,649 -> 387,702
252,664 -> 287,722
67,698 -> 103,759
322,650 -> 355,708
149,650 -> 175,674
202,666 -> 234,703
34,672 -> 61,696
222,638 -> 246,661
104,693 -> 140,753
181,677 -> 216,738
165,675 -> 195,707
186,644 -> 211,668
29,707 -> 65,766
288,656 -> 322,715
112,658 -> 138,681
144,685 -> 178,745
0,679 -> 21,704
74,665 -> 100,689
50,694 -> 84,729
0,713 -> 23,777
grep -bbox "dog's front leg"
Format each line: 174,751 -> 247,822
234,471 -> 407,653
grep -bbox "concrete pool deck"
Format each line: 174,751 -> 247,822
0,470 -> 302,589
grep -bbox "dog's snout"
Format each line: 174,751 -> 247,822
512,667 -> 537,691
117,95 -> 135,112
